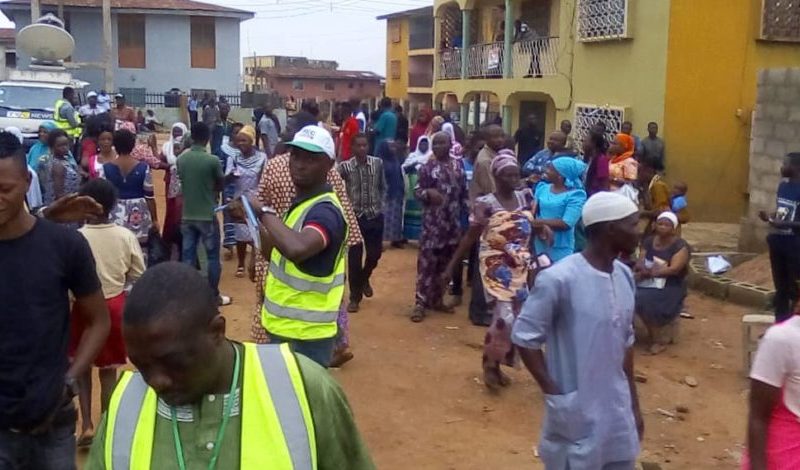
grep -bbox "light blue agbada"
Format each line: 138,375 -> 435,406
511,253 -> 639,470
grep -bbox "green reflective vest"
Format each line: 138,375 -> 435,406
53,99 -> 81,138
103,343 -> 316,469
262,192 -> 348,341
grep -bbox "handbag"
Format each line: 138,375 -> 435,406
146,227 -> 170,267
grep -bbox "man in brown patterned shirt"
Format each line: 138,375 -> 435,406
250,150 -> 363,367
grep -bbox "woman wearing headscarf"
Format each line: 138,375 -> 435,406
402,135 -> 431,241
26,121 -> 61,168
409,108 -> 432,152
533,157 -> 588,262
609,132 -> 639,192
224,125 -> 266,277
160,122 -> 189,257
444,150 -> 549,390
634,211 -> 690,355
220,122 -> 245,260
377,139 -> 405,247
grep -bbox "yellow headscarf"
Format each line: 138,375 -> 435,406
238,125 -> 257,144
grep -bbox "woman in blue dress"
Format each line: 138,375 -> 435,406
533,157 -> 588,262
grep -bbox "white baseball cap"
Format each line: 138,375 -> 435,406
582,191 -> 639,227
86,91 -> 98,98
287,125 -> 335,160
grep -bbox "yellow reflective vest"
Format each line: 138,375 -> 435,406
53,99 -> 81,138
262,192 -> 348,341
103,343 -> 317,469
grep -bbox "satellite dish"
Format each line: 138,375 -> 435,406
17,14 -> 75,64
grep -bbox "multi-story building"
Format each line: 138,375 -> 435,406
378,6 -> 434,117
242,55 -> 383,103
433,0 -> 800,221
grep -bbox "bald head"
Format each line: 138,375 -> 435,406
546,131 -> 568,153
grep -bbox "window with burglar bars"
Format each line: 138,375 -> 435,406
761,0 -> 800,42
574,104 -> 626,151
577,0 -> 629,41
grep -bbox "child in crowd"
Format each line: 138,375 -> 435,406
70,178 -> 146,447
671,181 -> 690,225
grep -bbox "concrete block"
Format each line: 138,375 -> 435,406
789,108 -> 800,123
775,123 -> 797,141
790,68 -> 800,85
777,86 -> 800,102
728,282 -> 774,309
768,68 -> 790,84
757,69 -> 769,86
766,139 -> 787,158
766,104 -> 789,121
693,275 -> 734,299
749,188 -> 770,207
751,119 -> 774,138
750,137 -> 766,154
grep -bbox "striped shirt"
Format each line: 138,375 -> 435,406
337,156 -> 387,220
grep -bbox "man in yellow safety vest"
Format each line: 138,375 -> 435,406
53,86 -> 82,140
86,262 -> 374,469
248,125 -> 349,368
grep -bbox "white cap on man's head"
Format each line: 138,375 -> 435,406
582,191 -> 639,227
287,125 -> 336,160
86,91 -> 98,98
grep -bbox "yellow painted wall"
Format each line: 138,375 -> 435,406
385,17 -> 410,100
565,0 -> 671,134
663,0 -> 800,222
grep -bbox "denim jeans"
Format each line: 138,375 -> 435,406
767,234 -> 800,322
0,405 -> 76,470
181,219 -> 221,298
269,334 -> 335,368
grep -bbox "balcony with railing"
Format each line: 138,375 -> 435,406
465,42 -> 504,78
438,48 -> 462,80
511,37 -> 559,78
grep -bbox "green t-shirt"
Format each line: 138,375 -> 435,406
177,145 -> 223,222
85,344 -> 375,470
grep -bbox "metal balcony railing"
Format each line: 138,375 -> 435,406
465,42 -> 504,78
438,48 -> 462,80
511,37 -> 560,78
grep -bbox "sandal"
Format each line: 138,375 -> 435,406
235,267 -> 245,278
410,305 -> 426,323
76,430 -> 94,448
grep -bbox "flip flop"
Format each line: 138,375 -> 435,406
235,267 -> 245,278
76,431 -> 94,448
410,306 -> 426,323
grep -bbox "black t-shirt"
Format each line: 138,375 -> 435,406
514,126 -> 543,164
775,181 -> 800,236
286,188 -> 346,278
0,218 -> 101,429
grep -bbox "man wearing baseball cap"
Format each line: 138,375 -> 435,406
111,93 -> 136,126
512,191 -> 644,470
248,125 -> 349,367
78,91 -> 105,119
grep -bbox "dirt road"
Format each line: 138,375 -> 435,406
78,169 -> 749,469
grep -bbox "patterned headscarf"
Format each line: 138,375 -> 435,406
491,149 -> 519,176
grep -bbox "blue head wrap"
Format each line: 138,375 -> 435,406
551,157 -> 587,190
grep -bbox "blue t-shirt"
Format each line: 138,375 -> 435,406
374,110 -> 398,146
775,181 -> 800,236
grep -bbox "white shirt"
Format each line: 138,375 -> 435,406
79,104 -> 104,118
751,316 -> 800,417
97,94 -> 111,112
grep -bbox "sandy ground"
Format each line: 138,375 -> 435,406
76,170 -> 751,469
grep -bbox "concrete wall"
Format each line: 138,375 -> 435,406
11,10 -> 242,94
664,0 -> 800,222
266,77 -> 382,103
739,68 -> 800,252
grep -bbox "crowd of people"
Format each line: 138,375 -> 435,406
2,82 -> 800,469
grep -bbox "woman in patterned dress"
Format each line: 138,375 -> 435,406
224,125 -> 266,277
103,130 -> 158,250
444,150 -> 549,390
37,129 -> 81,206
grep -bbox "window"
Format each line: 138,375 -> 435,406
118,14 -> 145,68
577,0 -> 629,41
324,82 -> 335,91
292,80 -> 304,91
573,103 -> 626,152
191,16 -> 216,69
390,22 -> 401,43
390,60 -> 401,79
761,0 -> 800,42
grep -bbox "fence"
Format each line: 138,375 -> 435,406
465,42 -> 504,79
116,91 -> 244,109
511,37 -> 559,78
438,49 -> 462,80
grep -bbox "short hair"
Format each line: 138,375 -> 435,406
47,129 -> 69,148
191,122 -> 210,144
622,120 -> 633,127
0,131 -> 27,173
79,178 -> 118,216
113,129 -> 137,154
395,105 -> 403,113
85,114 -> 112,139
351,133 -> 368,147
380,97 -> 392,108
301,100 -> 320,117
62,87 -> 74,98
124,262 -> 218,328
292,111 -> 318,132
648,121 -> 658,127
787,152 -> 800,166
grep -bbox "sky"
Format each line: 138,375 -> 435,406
0,0 -> 432,76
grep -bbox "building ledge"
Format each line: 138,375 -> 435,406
433,75 -> 570,108
408,86 -> 433,94
409,48 -> 435,57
